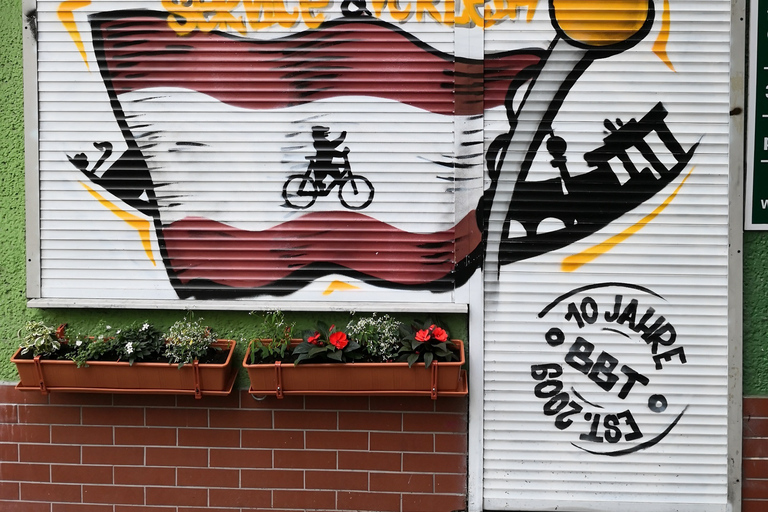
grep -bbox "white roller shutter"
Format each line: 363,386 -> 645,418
481,0 -> 733,510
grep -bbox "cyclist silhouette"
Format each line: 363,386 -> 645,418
282,125 -> 375,210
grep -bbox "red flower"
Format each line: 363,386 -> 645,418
329,331 -> 349,350
307,332 -> 322,345
432,327 -> 448,342
415,329 -> 431,342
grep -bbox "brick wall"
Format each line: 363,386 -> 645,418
744,398 -> 768,512
0,385 -> 467,512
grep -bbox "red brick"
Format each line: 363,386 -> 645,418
0,424 -> 50,443
83,407 -> 144,426
209,448 -> 272,468
0,385 -> 49,404
435,397 -> 468,413
53,503 -> 114,512
273,489 -> 336,510
746,417 -> 768,438
274,411 -> 337,430
274,449 -> 336,469
744,478 -> 768,499
745,438 -> 768,458
83,484 -> 144,505
210,409 -> 272,429
0,500 -> 51,512
113,394 -> 176,407
179,509 -> 240,512
338,450 -> 401,472
146,447 -> 208,467
146,408 -> 208,427
21,444 -> 80,464
115,427 -> 176,446
0,462 -> 50,482
370,471 -> 433,492
21,482 -> 81,502
435,433 -> 467,453
49,394 -> 112,406
82,446 -> 142,465
241,393 -> 304,410
51,425 -> 112,445
337,490 -> 400,511
177,467 -> 239,488
51,464 -> 112,484
115,506 -> 175,512
0,481 -> 19,500
371,432 -> 433,452
306,430 -> 367,450
371,396 -> 435,412
178,428 -> 239,447
744,500 -> 768,512
146,486 -> 208,507
403,453 -> 467,473
18,406 -> 80,425
402,492 -> 466,512
339,411 -> 402,431
241,429 -> 304,449
0,404 -> 18,423
209,488 -> 271,508
241,468 -> 304,489
305,396 -> 370,410
0,443 -> 19,461
745,459 -> 768,479
114,466 -> 176,486
435,473 -> 466,494
403,412 -> 466,433
176,393 -> 240,409
745,398 -> 768,417
306,470 -> 368,491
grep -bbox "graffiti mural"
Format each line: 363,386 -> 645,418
36,0 -> 700,301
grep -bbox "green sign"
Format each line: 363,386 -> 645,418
748,0 -> 768,228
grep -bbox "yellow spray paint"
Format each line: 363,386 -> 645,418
652,0 -> 675,71
58,0 -> 91,69
550,0 -> 650,47
561,166 -> 694,272
81,182 -> 156,266
322,280 -> 361,295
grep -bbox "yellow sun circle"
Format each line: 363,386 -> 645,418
551,0 -> 651,47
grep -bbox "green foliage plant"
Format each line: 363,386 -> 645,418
164,316 -> 218,367
249,310 -> 295,364
68,332 -> 117,368
345,313 -> 402,362
17,321 -> 62,357
293,321 -> 364,365
114,322 -> 165,365
398,319 -> 459,368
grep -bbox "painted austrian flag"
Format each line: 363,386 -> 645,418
90,11 -> 541,297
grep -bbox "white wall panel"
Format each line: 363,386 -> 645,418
481,0 -> 732,510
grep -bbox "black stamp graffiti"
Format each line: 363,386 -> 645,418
533,283 -> 689,456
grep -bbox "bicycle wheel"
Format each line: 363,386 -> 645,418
339,175 -> 374,210
282,175 -> 318,209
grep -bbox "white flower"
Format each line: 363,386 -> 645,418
125,342 -> 134,355
105,325 -> 111,331
116,329 -> 121,335
75,340 -> 82,347
141,323 -> 150,331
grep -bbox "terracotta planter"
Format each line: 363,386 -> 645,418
12,340 -> 237,399
243,340 -> 467,399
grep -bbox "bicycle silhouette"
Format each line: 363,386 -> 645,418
282,126 -> 374,210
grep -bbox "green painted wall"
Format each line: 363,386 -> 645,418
0,0 -> 467,387
744,232 -> 768,395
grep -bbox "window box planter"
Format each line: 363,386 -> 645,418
243,339 -> 467,399
12,340 -> 237,399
